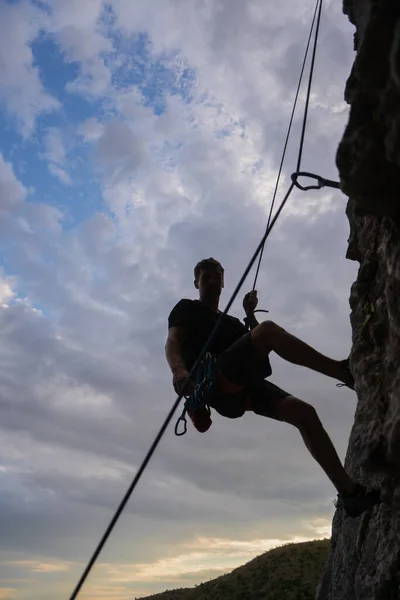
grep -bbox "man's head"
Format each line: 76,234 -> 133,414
194,257 -> 224,299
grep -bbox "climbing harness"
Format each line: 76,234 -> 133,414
175,353 -> 217,436
176,307 -> 271,437
175,309 -> 271,437
67,1 -> 342,598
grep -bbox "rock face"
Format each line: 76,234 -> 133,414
317,1 -> 400,599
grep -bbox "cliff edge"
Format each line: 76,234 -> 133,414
317,1 -> 400,599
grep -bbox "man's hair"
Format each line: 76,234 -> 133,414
194,257 -> 224,281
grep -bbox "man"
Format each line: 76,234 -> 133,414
165,257 -> 381,518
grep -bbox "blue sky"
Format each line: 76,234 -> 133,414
0,1 -> 359,599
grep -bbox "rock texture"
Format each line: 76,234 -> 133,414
317,1 -> 400,599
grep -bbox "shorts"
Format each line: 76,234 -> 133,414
207,333 -> 291,420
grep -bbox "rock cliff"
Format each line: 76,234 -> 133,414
317,1 -> 400,599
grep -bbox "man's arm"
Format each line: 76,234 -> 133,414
165,326 -> 187,374
165,326 -> 195,396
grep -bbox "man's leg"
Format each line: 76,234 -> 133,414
251,321 -> 352,385
271,395 -> 355,495
215,347 -> 352,492
248,392 -> 381,518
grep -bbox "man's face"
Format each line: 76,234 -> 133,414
196,266 -> 224,296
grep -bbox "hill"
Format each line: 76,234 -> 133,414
137,538 -> 330,600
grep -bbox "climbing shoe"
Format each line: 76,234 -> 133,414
336,484 -> 381,518
336,357 -> 355,390
187,406 -> 212,433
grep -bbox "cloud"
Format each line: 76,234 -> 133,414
49,0 -> 113,97
0,2 -> 59,137
0,271 -> 16,307
95,118 -> 149,181
77,117 -> 104,142
100,531 -> 331,583
48,163 -> 72,185
0,154 -> 26,214
6,561 -> 70,574
41,128 -> 72,185
42,127 -> 67,165
0,0 -> 112,135
0,152 -> 63,247
0,589 -> 18,600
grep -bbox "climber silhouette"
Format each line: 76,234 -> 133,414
165,258 -> 382,518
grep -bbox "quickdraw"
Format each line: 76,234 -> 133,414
291,171 -> 340,191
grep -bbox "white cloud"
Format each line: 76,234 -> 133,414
0,0 -> 112,135
48,164 -> 72,186
7,560 -> 70,574
0,2 -> 59,137
95,118 -> 149,181
77,117 -> 104,142
0,271 -> 16,307
101,531 -> 329,583
42,128 -> 72,185
0,154 -> 26,214
49,0 -> 113,97
0,589 -> 18,600
43,128 -> 67,165
0,153 -> 63,244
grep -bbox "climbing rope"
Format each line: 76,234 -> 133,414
252,0 -> 323,292
67,1 -> 337,598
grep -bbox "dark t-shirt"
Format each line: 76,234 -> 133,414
168,298 -> 248,371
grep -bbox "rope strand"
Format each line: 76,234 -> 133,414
252,0 -> 322,291
253,0 -> 323,291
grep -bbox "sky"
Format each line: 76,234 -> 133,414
0,1 -> 358,599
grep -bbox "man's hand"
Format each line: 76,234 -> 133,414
243,290 -> 258,315
172,367 -> 195,397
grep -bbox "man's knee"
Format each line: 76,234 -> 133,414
251,320 -> 285,353
256,320 -> 284,336
274,395 -> 320,429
